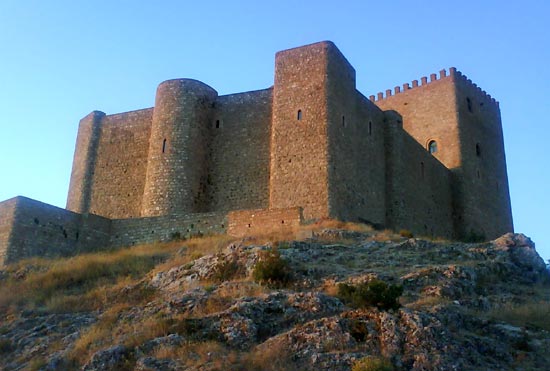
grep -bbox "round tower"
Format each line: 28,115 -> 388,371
141,79 -> 217,216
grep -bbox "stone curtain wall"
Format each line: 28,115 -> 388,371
227,208 -> 303,238
205,89 -> 272,212
327,89 -> 387,225
0,197 -> 111,265
0,197 -> 226,265
109,212 -> 226,247
88,108 -> 153,219
384,116 -> 454,238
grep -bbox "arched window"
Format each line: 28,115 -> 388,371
215,120 -> 220,128
342,115 -> 346,127
297,110 -> 302,120
467,97 -> 473,113
428,140 -> 438,154
476,143 -> 481,157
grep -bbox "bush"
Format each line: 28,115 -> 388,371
0,339 -> 12,354
253,249 -> 292,288
211,254 -> 243,283
352,356 -> 394,371
338,279 -> 403,310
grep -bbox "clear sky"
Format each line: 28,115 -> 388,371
0,0 -> 548,262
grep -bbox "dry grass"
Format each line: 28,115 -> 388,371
372,229 -> 401,242
150,234 -> 237,275
238,219 -> 373,247
245,341 -> 299,371
322,279 -> 340,297
45,277 -> 156,313
488,300 -> 550,331
69,304 -> 180,366
403,295 -> 451,310
155,340 -> 242,370
352,356 -> 394,371
152,338 -> 298,370
0,244 -> 169,312
70,303 -> 129,363
302,218 -> 374,233
215,281 -> 268,299
191,281 -> 267,317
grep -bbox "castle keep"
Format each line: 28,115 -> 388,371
0,41 -> 513,265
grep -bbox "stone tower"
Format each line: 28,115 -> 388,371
270,41 -> 364,220
141,79 -> 218,216
66,110 -> 105,214
375,69 -> 513,239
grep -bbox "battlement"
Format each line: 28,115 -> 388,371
369,67 -> 499,107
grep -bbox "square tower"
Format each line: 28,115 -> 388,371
269,41 -> 359,220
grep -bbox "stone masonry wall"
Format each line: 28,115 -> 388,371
374,69 -> 460,170
205,89 -> 272,212
110,212 -> 226,247
0,198 -> 17,266
327,80 -> 387,225
141,79 -> 218,216
1,41 -> 514,264
66,111 -> 104,214
88,108 -> 153,218
384,114 -> 454,237
374,68 -> 512,239
453,72 -> 513,239
227,208 -> 303,238
0,197 -> 111,265
270,42 -> 333,220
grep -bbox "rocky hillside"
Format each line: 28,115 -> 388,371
0,222 -> 549,371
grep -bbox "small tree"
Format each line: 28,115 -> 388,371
252,248 -> 292,288
338,279 -> 403,311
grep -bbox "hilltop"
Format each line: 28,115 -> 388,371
0,221 -> 548,371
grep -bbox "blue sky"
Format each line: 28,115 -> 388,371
0,0 -> 548,261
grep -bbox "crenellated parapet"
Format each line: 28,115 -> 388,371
369,68 -> 499,107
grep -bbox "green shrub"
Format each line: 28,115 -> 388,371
0,338 -> 12,354
211,255 -> 243,283
352,356 -> 394,371
253,249 -> 292,288
338,279 -> 403,310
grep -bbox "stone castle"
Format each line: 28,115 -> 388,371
0,41 -> 513,265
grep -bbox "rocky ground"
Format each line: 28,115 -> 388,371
0,226 -> 549,370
